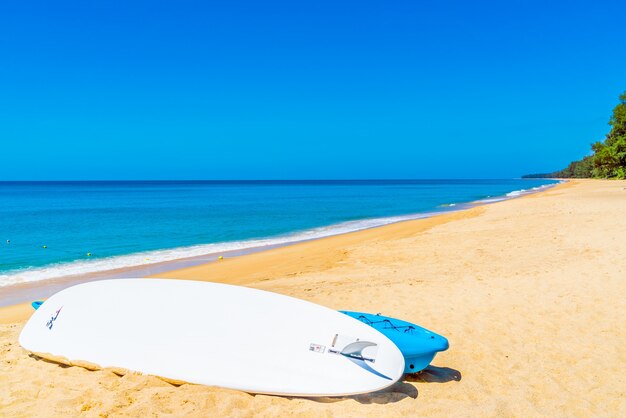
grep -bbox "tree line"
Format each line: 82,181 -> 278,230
523,91 -> 626,179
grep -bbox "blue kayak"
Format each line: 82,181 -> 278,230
341,311 -> 449,373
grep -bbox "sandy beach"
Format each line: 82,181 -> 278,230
1,179 -> 625,417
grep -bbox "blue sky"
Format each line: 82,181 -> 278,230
0,0 -> 624,180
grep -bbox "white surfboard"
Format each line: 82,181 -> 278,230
19,279 -> 405,396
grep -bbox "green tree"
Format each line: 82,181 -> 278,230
551,155 -> 593,178
592,92 -> 626,179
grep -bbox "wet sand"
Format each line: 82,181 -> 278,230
1,179 -> 625,416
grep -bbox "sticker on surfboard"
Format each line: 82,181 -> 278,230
45,307 -> 63,330
309,343 -> 326,353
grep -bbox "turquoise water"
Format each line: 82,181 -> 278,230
0,179 -> 558,286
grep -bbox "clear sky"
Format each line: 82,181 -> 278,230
0,0 -> 624,180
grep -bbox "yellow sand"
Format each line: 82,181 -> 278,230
1,179 -> 625,417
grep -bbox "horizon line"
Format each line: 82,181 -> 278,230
0,178 -> 539,183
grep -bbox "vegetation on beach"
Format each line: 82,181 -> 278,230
524,91 -> 626,179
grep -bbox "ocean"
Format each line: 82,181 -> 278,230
0,179 -> 558,288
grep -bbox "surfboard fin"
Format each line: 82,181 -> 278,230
339,341 -> 392,380
340,341 -> 377,361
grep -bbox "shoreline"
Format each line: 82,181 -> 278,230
2,178 -> 625,416
0,202 -> 491,324
0,180 -> 561,309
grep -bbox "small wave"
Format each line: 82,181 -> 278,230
505,183 -> 555,198
471,181 -> 561,205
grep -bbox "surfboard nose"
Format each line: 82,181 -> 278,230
414,330 -> 448,355
432,334 -> 449,352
